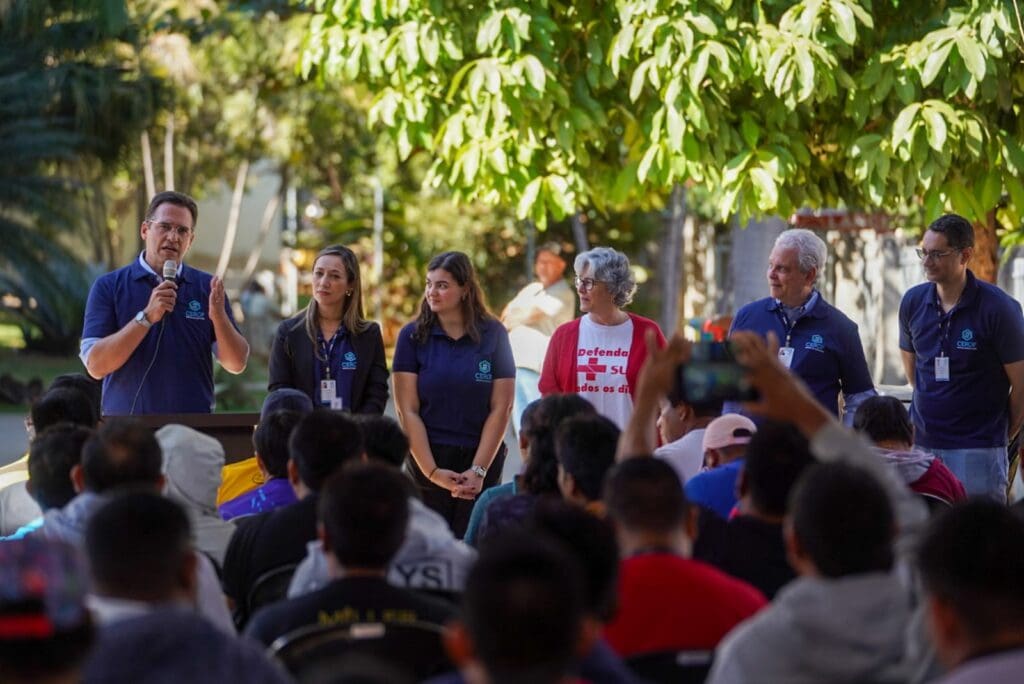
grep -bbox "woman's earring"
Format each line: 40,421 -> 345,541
346,291 -> 352,296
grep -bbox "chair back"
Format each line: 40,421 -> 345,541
626,649 -> 714,684
242,563 -> 298,626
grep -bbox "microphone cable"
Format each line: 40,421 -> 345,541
128,314 -> 167,416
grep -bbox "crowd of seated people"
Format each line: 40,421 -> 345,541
2,327 -> 1024,684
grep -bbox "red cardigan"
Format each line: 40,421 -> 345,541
538,313 -> 666,399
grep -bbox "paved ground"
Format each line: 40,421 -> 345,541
0,413 -> 28,467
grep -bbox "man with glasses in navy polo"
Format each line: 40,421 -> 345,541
899,213 -> 1024,501
80,191 -> 249,415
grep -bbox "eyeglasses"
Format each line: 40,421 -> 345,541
148,221 -> 193,238
915,248 -> 960,262
574,276 -> 602,291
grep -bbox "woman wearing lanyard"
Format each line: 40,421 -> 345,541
268,245 -> 388,413
393,251 -> 515,538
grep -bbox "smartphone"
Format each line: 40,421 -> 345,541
675,341 -> 759,408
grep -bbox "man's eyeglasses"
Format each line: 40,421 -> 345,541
574,276 -> 602,291
148,221 -> 193,238
915,248 -> 960,262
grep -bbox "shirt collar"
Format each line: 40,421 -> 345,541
927,269 -> 980,311
767,290 -> 824,318
134,252 -> 189,283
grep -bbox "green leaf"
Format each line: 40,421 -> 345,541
517,177 -> 543,219
477,12 -> 502,53
638,143 -> 660,182
1005,175 -> 1024,222
922,107 -> 947,151
360,0 -> 376,22
690,48 -> 710,92
978,170 -> 1002,211
400,25 -> 419,67
921,40 -> 953,87
630,60 -> 650,102
489,147 -> 509,174
750,167 -> 778,210
892,103 -> 921,148
520,55 -> 546,91
462,145 -> 480,183
955,34 -> 987,82
421,25 -> 440,67
794,46 -> 815,102
545,176 -> 576,217
666,105 -> 684,151
741,113 -> 760,148
830,1 -> 856,45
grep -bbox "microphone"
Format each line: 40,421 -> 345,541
162,260 -> 177,282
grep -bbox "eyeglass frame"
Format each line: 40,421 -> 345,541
573,276 -> 604,291
146,220 -> 194,238
915,248 -> 961,262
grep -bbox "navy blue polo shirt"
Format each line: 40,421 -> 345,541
81,258 -> 239,415
730,294 -> 874,416
392,318 -> 515,448
314,328 -> 355,409
899,270 -> 1024,448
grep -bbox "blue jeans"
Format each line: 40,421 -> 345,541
512,368 -> 541,436
930,447 -> 1008,503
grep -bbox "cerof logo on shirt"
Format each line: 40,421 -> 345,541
341,351 -> 358,370
804,334 -> 825,353
185,299 -> 205,320
956,328 -> 977,350
474,359 -> 493,382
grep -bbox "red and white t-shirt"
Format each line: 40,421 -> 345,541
576,314 -> 633,429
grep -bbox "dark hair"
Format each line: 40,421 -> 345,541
790,462 -> 894,578
555,414 -> 619,502
355,415 -> 409,468
529,499 -> 619,621
521,394 -> 597,495
27,424 -> 92,511
80,418 -> 163,493
463,531 -> 584,684
253,409 -> 302,479
665,387 -> 723,417
605,457 -> 687,534
288,410 -> 365,492
85,491 -> 193,601
743,421 -> 816,517
853,396 -> 913,446
918,500 -> 1024,641
31,387 -> 97,434
145,190 -> 198,228
320,464 -> 408,569
48,374 -> 101,420
927,213 -> 974,250
412,251 -> 493,344
301,245 -> 371,349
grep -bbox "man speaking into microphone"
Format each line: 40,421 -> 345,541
80,191 -> 249,415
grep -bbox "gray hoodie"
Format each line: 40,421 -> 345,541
288,496 -> 476,597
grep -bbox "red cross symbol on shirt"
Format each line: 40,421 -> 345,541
578,357 -> 607,381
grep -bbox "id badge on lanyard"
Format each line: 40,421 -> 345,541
318,331 -> 344,409
935,355 -> 950,382
777,309 -> 796,370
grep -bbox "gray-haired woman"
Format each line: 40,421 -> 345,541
539,246 -> 665,429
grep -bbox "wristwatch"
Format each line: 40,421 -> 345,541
134,310 -> 152,329
470,464 -> 487,478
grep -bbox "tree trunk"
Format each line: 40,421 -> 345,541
239,175 -> 285,286
571,212 -> 589,253
971,211 -> 999,283
140,131 -> 155,199
163,118 -> 175,191
660,184 -> 685,335
215,160 -> 250,279
372,176 -> 384,323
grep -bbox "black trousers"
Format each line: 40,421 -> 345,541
407,442 -> 506,540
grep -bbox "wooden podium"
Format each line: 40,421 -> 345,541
129,412 -> 261,464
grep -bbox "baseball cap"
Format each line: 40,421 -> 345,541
0,537 -> 89,638
260,388 -> 314,422
702,414 -> 757,451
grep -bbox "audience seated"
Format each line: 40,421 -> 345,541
38,417 -> 234,633
0,537 -> 94,684
247,463 -> 455,679
219,409 -> 303,521
709,462 -> 913,683
223,409 -> 365,625
918,500 -> 1024,683
157,424 -> 236,568
431,532 -> 588,684
81,492 -> 288,683
683,413 -> 756,519
654,391 -> 723,486
555,413 -> 619,516
288,415 -> 475,598
602,457 -> 767,658
853,395 -> 967,507
464,399 -> 540,546
476,394 -> 595,542
694,421 -> 814,599
217,388 -> 314,507
4,424 -> 93,541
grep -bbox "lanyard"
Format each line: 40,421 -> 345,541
934,293 -> 961,357
317,328 -> 343,380
776,308 -> 799,348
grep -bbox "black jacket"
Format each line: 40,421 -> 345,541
268,313 -> 389,414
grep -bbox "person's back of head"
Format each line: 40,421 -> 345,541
742,421 -> 816,518
458,531 -> 585,684
528,498 -> 619,622
80,418 -> 163,494
354,414 -> 409,468
157,424 -> 225,514
521,394 -> 596,495
27,424 -> 93,512
48,373 -> 101,419
30,387 -> 97,437
259,387 -> 314,422
85,491 -> 195,604
789,462 -> 894,578
918,500 -> 1024,667
253,409 -> 302,479
0,537 -> 93,684
319,463 -> 409,570
555,414 -> 619,503
605,457 -> 688,535
853,395 -> 914,447
288,410 -> 365,492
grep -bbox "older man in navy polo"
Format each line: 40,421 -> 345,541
899,214 -> 1024,501
80,191 -> 249,415
729,229 -> 876,425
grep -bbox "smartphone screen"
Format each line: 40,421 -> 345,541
676,341 -> 758,408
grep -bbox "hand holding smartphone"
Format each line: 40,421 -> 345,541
675,341 -> 759,409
